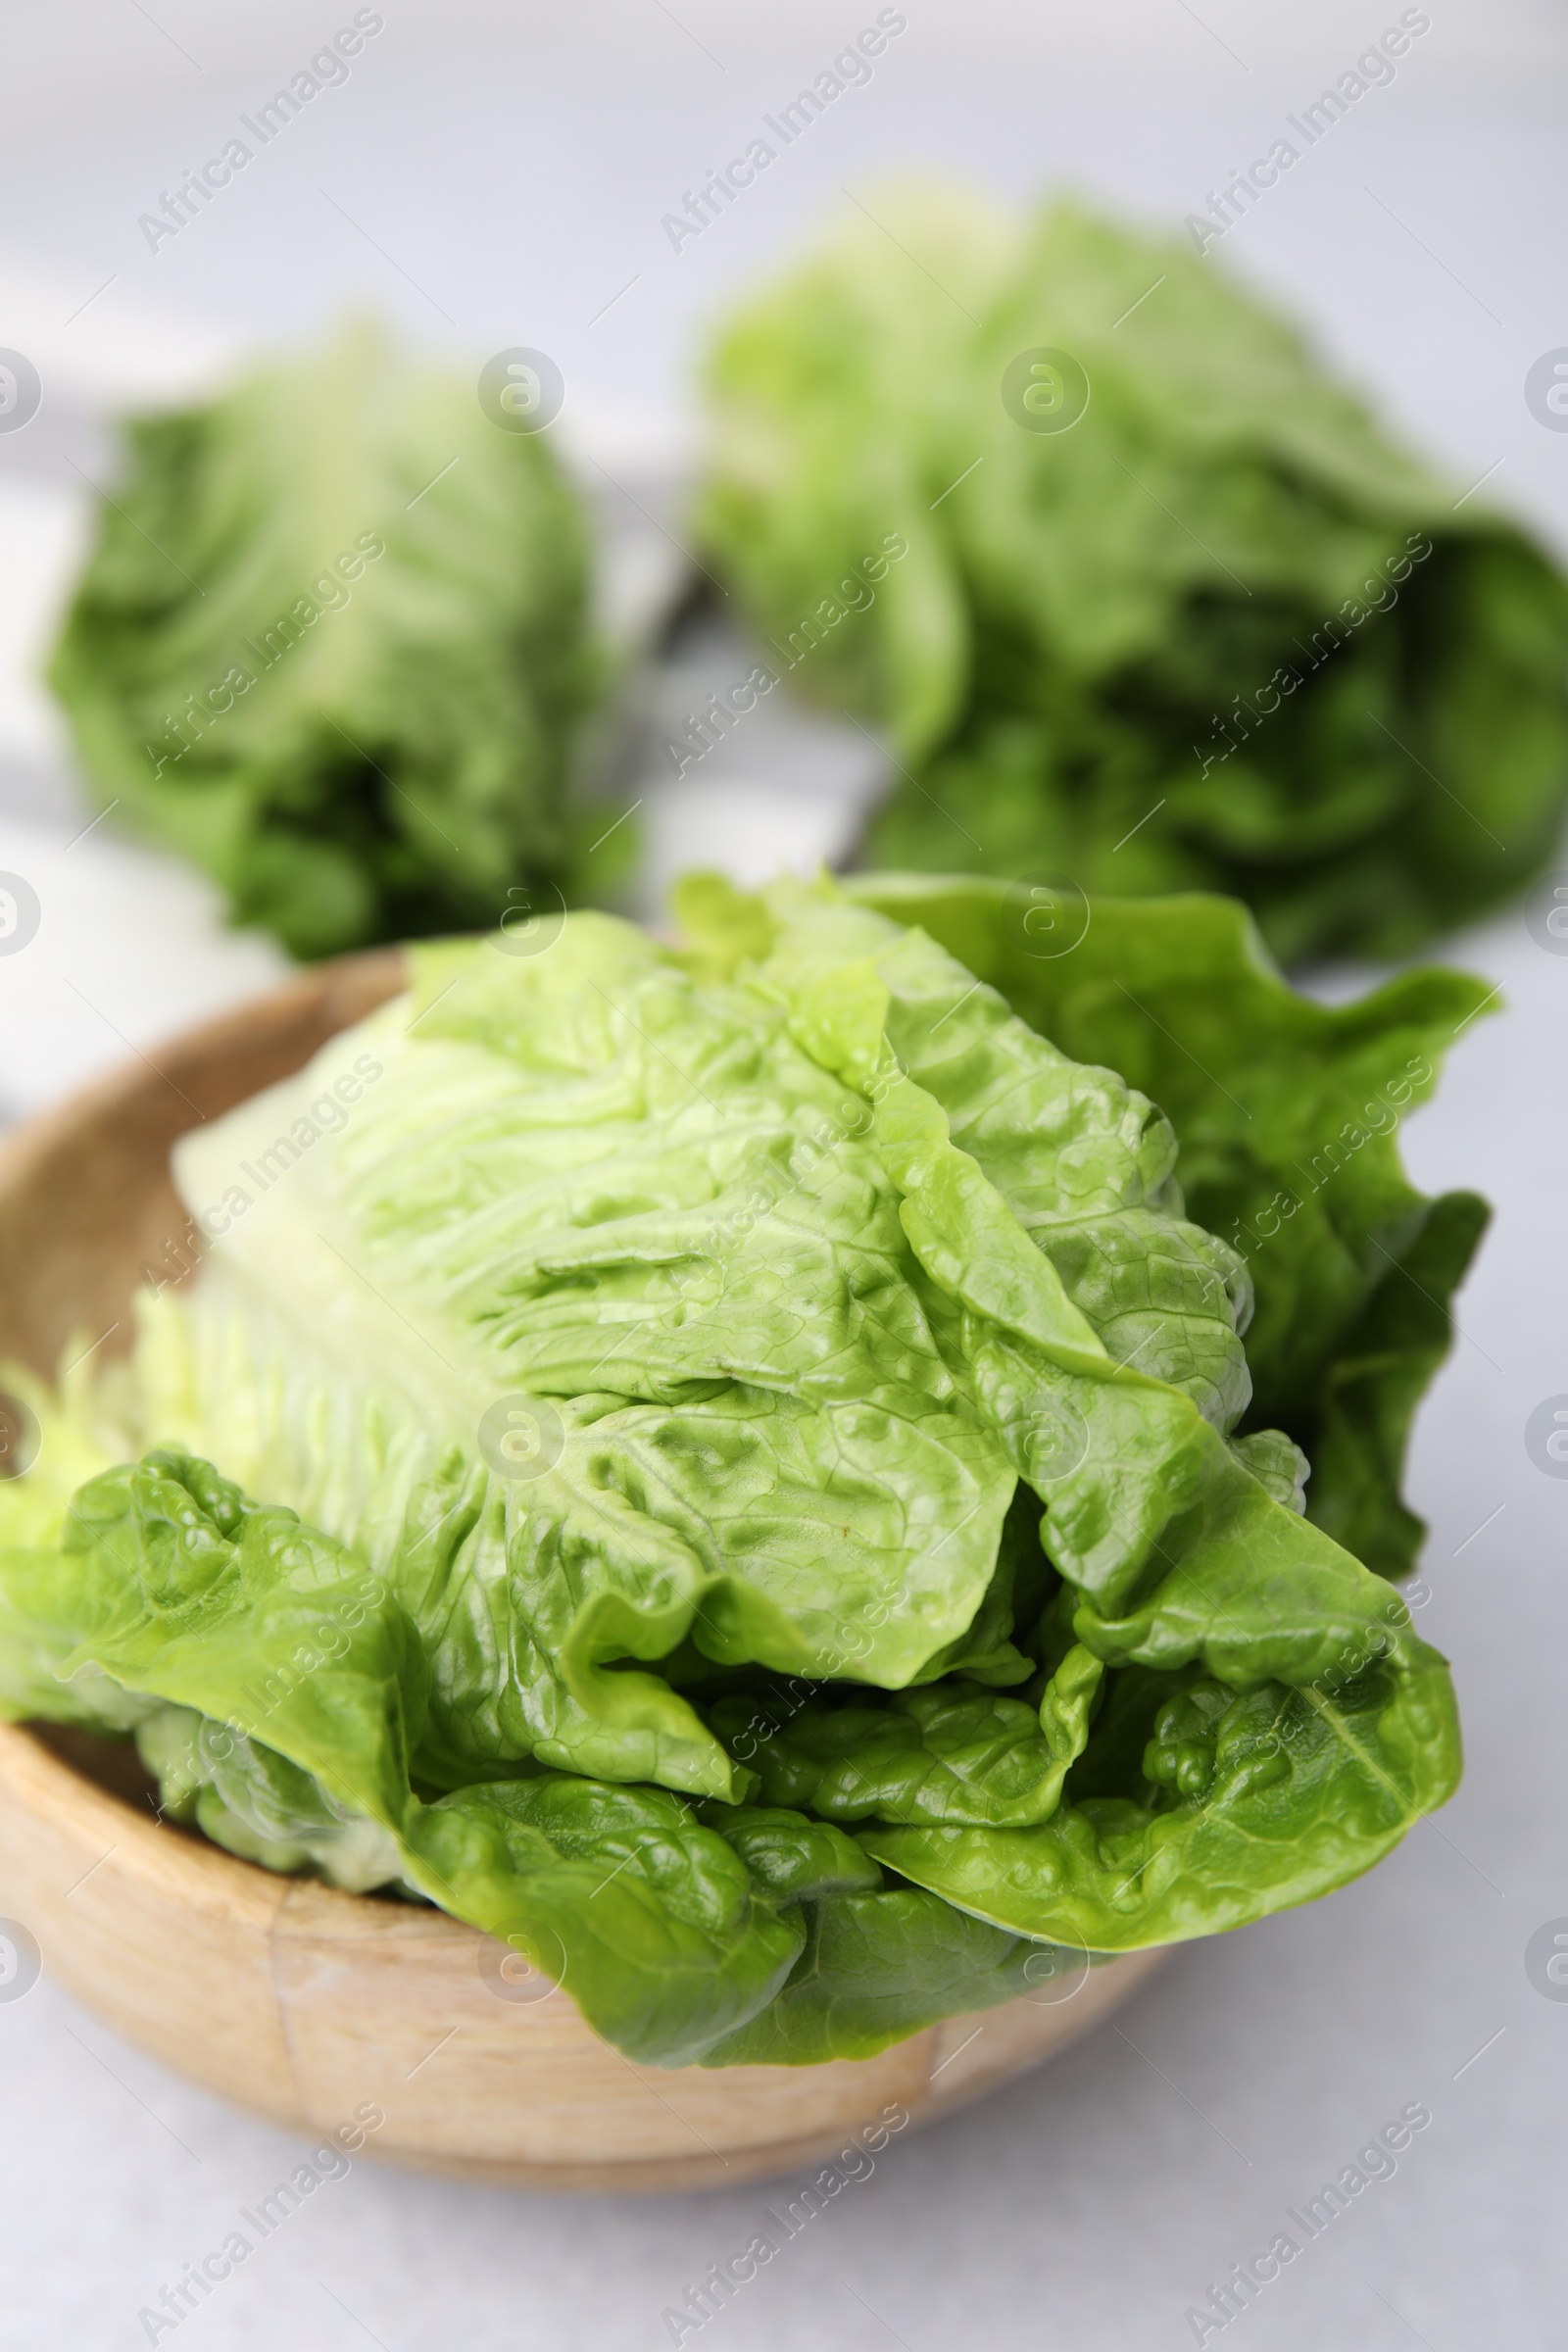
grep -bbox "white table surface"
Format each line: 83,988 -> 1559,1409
1,9 -> 1566,2346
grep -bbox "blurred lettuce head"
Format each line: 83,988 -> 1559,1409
699,185 -> 1568,963
48,320 -> 602,957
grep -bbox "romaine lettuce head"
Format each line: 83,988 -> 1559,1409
49,322 -> 600,957
698,190 -> 1568,963
0,877 -> 1480,2065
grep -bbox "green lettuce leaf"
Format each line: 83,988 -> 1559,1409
31,1450 -> 803,2067
708,1651 -> 1102,1828
862,1642 -> 1459,1950
699,191 -> 1568,962
845,872 -> 1492,1573
135,1703 -> 408,1889
48,322 -> 600,956
696,1878 -> 1052,2067
145,912 -> 1025,1792
0,1361 -> 163,1730
697,1804 -> 1063,2068
688,879 -> 1406,1641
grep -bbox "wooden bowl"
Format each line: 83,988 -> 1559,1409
0,955 -> 1167,2191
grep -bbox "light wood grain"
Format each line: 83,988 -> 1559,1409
0,955 -> 1167,2189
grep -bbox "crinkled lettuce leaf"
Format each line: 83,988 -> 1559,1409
24,1450 -> 803,2066
0,1360 -> 163,1731
695,1878 -> 1052,2067
149,921 -> 1026,1789
686,880 -> 1415,1640
846,872 -> 1492,1574
136,1703 -> 407,1890
49,322 -> 601,956
694,1805 -> 1059,2064
862,1644 -> 1459,1950
709,1653 -> 1102,1828
698,191 -> 1568,962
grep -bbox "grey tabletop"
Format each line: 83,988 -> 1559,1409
0,8 -> 1564,2347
